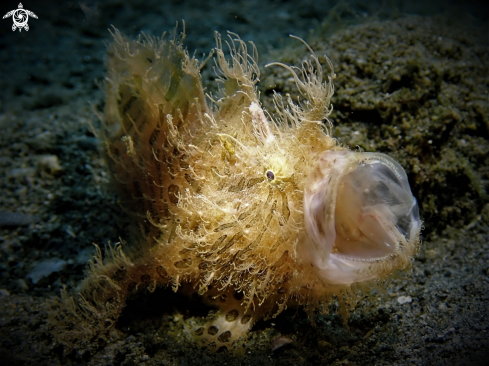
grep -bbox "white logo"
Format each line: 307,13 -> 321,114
3,3 -> 38,32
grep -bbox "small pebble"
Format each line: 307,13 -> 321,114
38,155 -> 63,174
0,211 -> 39,228
318,340 -> 333,350
397,295 -> 413,305
0,289 -> 10,298
27,258 -> 67,284
271,335 -> 293,352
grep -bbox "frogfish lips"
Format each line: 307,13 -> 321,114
303,150 -> 421,285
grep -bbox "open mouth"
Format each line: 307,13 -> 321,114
332,155 -> 420,261
303,150 -> 421,285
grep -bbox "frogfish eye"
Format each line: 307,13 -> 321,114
266,171 -> 275,180
303,150 -> 421,285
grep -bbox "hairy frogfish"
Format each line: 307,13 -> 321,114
49,27 -> 421,352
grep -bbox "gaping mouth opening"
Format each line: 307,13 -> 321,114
303,151 -> 421,284
332,155 -> 420,261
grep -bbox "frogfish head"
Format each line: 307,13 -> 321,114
303,150 -> 421,286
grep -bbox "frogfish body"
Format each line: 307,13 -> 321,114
50,28 -> 421,351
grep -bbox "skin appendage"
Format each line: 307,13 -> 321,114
47,26 -> 421,353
